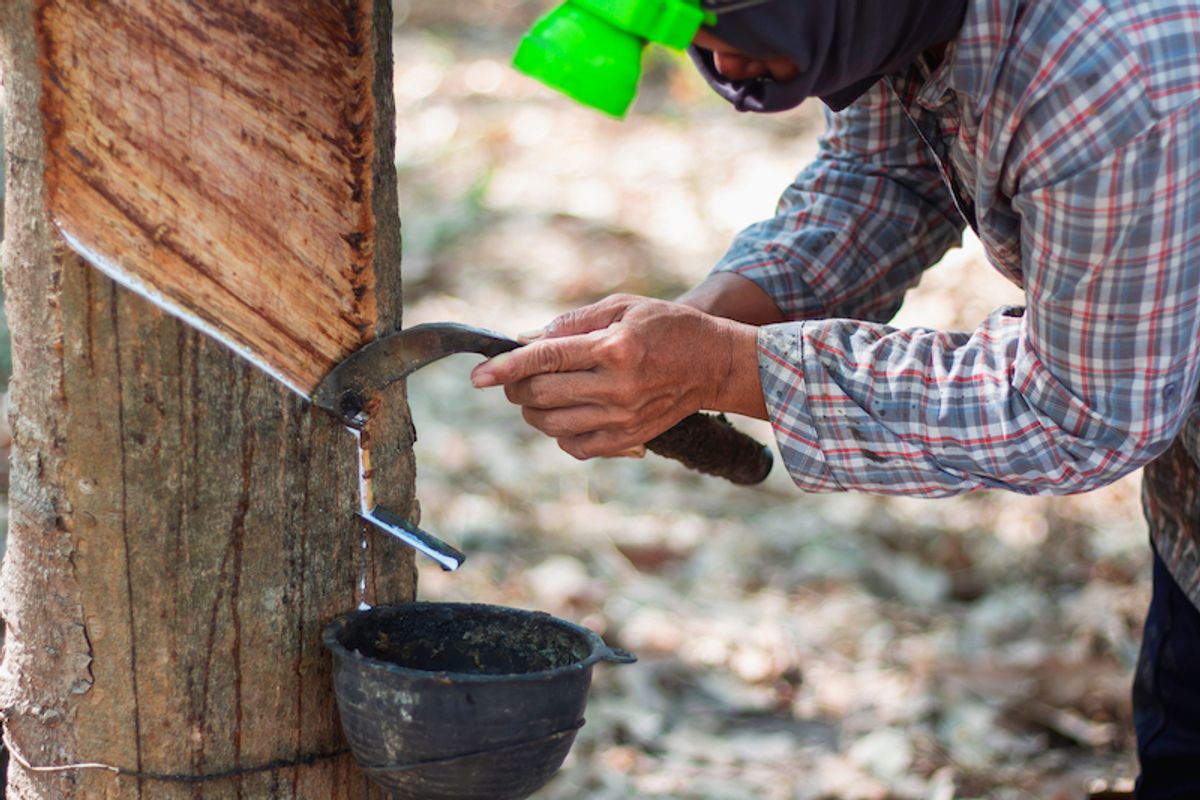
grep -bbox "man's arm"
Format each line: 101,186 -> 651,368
676,272 -> 786,325
470,80 -> 970,459
696,79 -> 965,325
764,98 -> 1200,495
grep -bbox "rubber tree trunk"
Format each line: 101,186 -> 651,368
0,1 -> 415,797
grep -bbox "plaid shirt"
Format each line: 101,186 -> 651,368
715,0 -> 1200,508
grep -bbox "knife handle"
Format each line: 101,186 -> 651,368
645,412 -> 773,485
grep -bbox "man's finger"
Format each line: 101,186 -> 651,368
558,428 -> 648,461
505,370 -> 611,409
470,334 -> 600,388
521,403 -> 609,438
542,295 -> 634,338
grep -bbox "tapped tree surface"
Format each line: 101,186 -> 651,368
0,1 -> 414,797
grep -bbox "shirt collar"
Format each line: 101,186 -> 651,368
942,0 -> 1024,110
895,0 -> 1023,115
914,42 -> 959,111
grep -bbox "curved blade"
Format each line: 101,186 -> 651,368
312,322 -> 520,422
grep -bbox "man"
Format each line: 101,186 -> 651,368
471,1 -> 1200,796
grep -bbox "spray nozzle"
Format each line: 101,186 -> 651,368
512,0 -> 716,118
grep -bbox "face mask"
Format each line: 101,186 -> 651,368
690,0 -> 968,112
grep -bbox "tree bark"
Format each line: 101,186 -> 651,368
0,1 -> 414,797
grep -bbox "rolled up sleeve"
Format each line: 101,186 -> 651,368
759,99 -> 1200,496
713,81 -> 965,324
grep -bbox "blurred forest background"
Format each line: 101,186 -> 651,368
0,1 -> 1151,798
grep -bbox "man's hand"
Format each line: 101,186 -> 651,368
470,294 -> 766,460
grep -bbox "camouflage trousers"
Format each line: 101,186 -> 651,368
1142,413 -> 1200,610
1133,412 -> 1200,798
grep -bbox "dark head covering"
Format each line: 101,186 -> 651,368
690,0 -> 968,112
